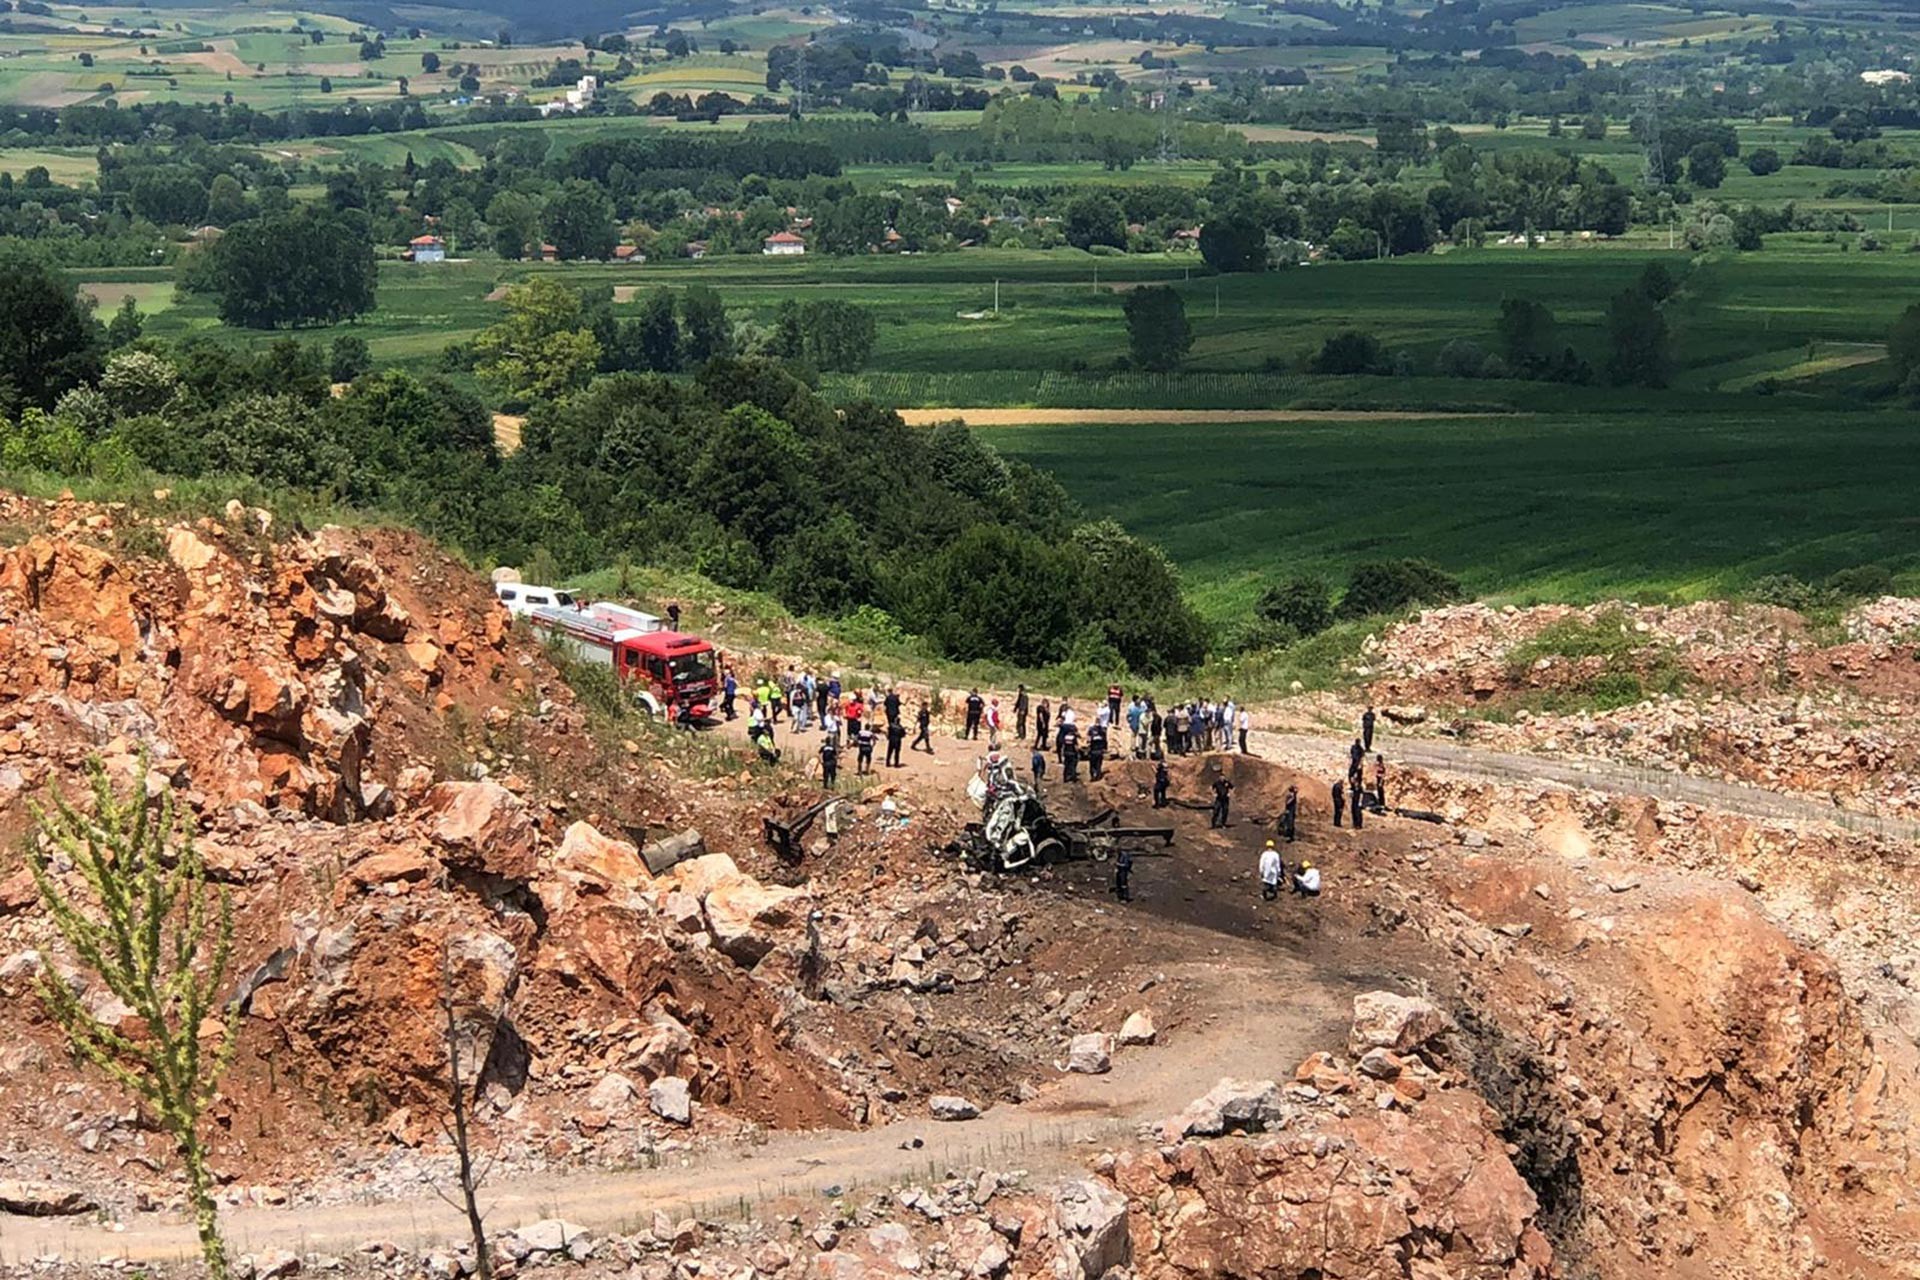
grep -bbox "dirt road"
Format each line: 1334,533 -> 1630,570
1248,729 -> 1920,842
0,953 -> 1348,1267
896,408 -> 1513,427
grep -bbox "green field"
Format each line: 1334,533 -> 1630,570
116,247 -> 1920,402
990,412 -> 1920,618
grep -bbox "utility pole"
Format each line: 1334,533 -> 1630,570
993,278 -> 999,315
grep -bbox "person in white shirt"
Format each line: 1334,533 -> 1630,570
1237,708 -> 1251,753
1258,840 -> 1284,902
1291,860 -> 1321,897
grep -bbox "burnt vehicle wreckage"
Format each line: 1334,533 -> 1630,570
953,753 -> 1174,872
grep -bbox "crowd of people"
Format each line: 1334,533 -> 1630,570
727,667 -> 942,785
718,667 -> 1401,911
722,670 -> 1269,791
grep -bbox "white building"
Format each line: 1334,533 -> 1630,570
408,234 -> 446,263
539,75 -> 598,116
763,231 -> 806,256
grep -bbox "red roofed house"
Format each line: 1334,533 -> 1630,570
763,230 -> 806,256
408,233 -> 446,263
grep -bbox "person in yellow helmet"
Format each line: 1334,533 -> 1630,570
1291,859 -> 1321,898
1258,839 -> 1284,901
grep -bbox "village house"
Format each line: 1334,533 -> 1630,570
763,231 -> 806,256
407,233 -> 446,263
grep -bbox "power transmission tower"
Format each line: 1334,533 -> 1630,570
1158,66 -> 1175,163
1640,85 -> 1664,189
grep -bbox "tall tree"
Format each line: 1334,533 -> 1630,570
29,759 -> 236,1280
1198,215 -> 1266,273
473,277 -> 601,403
210,208 -> 376,329
1606,287 -> 1673,388
1123,286 -> 1192,373
544,180 -> 617,261
0,253 -> 102,410
1062,191 -> 1126,250
1888,303 -> 1920,380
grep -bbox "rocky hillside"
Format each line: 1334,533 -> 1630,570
2,493 -> 1917,1280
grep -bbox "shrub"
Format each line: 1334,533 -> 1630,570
1222,615 -> 1298,655
1748,573 -> 1825,612
1338,559 -> 1462,619
1827,564 -> 1895,601
1257,575 -> 1334,636
1310,330 -> 1386,375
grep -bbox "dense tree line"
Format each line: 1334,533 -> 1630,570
0,272 -> 1206,674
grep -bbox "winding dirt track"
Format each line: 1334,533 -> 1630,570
896,408 -> 1512,426
0,959 -> 1349,1268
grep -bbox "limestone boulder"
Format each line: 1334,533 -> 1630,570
426,781 -> 537,880
1349,990 -> 1452,1056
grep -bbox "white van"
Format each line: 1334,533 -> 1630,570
495,583 -> 580,618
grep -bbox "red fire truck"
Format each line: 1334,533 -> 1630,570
530,602 -> 721,720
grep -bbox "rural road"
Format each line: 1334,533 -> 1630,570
0,956 -> 1351,1269
1250,728 -> 1920,843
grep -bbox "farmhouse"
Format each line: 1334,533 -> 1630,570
613,244 -> 645,263
407,233 -> 446,263
763,231 -> 806,256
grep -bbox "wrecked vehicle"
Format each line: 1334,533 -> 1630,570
958,754 -> 1173,872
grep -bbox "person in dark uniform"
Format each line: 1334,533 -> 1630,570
1031,746 -> 1047,787
1350,782 -> 1364,829
1033,698 -> 1051,751
1209,775 -> 1234,828
1349,738 -> 1366,779
884,687 -> 902,727
819,736 -> 839,788
1331,777 -> 1345,827
964,688 -> 984,739
666,602 -> 681,631
1112,848 -> 1134,903
1086,721 -> 1108,781
1362,705 -> 1377,752
885,718 -> 906,768
1149,703 -> 1164,758
1153,759 -> 1170,808
1280,784 -> 1299,842
1061,722 -> 1081,782
855,721 -> 876,774
911,701 -> 933,753
1014,684 -> 1030,743
1372,754 -> 1388,809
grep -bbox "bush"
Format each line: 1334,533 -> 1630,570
1222,615 -> 1298,655
1257,575 -> 1333,636
329,334 -> 373,383
1310,330 -> 1386,375
1434,339 -> 1489,378
1748,573 -> 1824,612
1828,564 -> 1895,601
1338,559 -> 1461,619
